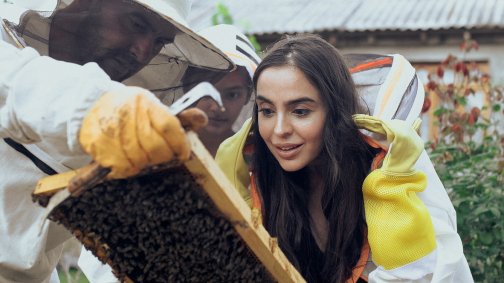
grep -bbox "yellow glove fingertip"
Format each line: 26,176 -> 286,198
149,105 -> 190,161
352,114 -> 388,136
412,118 -> 422,133
137,101 -> 174,166
176,136 -> 191,161
119,96 -> 150,171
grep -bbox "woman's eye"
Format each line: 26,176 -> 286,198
292,109 -> 311,117
258,108 -> 274,117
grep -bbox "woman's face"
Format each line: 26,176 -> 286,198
256,66 -> 327,172
196,68 -> 250,136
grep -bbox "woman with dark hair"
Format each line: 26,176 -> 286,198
252,34 -> 375,282
216,34 -> 473,283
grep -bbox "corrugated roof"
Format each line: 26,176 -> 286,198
189,0 -> 504,34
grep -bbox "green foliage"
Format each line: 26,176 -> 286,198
211,2 -> 234,25
58,267 -> 89,283
210,1 -> 262,53
426,38 -> 504,282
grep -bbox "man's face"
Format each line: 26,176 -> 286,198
76,0 -> 177,81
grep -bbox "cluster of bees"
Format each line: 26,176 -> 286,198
34,168 -> 274,282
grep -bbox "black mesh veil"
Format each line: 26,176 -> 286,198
2,0 -> 234,104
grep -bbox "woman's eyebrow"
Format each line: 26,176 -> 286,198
256,96 -> 316,105
256,95 -> 273,104
287,97 -> 316,106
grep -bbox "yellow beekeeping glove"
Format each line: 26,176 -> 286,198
353,114 -> 436,270
354,114 -> 423,174
79,87 -> 191,179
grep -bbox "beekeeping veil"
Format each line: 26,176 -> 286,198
344,54 -> 459,238
197,24 -> 261,132
344,53 -> 425,145
1,0 -> 234,103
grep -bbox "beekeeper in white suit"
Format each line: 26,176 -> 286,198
77,24 -> 262,282
0,0 -> 233,282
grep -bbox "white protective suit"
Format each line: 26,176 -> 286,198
348,55 -> 473,282
0,17 -> 123,283
0,1 -> 233,282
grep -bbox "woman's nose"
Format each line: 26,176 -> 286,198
273,114 -> 292,136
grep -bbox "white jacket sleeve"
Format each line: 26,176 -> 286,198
416,151 -> 473,282
0,31 -> 123,283
368,151 -> 473,282
0,39 -> 123,154
78,248 -> 119,283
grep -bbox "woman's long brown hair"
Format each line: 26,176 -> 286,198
252,34 -> 376,283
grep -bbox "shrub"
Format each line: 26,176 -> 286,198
425,38 -> 504,282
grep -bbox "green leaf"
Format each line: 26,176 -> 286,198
433,107 -> 448,117
212,2 -> 234,25
456,96 -> 467,106
492,104 -> 502,112
474,206 -> 488,215
211,14 -> 219,25
489,207 -> 501,218
479,233 -> 494,245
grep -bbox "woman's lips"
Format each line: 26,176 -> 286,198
273,144 -> 303,160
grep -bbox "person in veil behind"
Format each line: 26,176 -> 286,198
190,24 -> 261,156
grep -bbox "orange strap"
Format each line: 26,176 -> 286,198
347,237 -> 370,283
360,134 -> 387,171
347,133 -> 388,282
350,57 -> 393,74
250,171 -> 262,211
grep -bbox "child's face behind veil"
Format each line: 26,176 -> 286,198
196,68 -> 250,137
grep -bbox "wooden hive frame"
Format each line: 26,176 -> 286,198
34,132 -> 306,283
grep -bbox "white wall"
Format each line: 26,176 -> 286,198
1,0 -> 58,10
